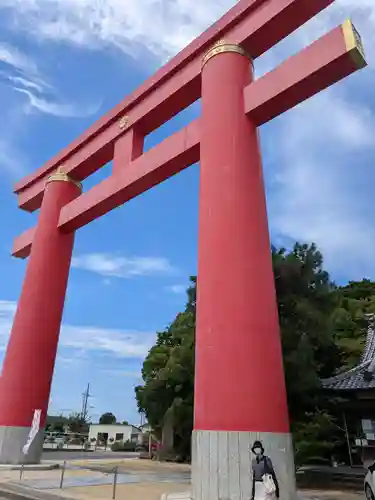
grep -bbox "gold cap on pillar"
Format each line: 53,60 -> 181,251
202,39 -> 253,68
342,19 -> 367,69
46,167 -> 82,191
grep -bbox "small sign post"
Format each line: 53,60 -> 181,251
22,409 -> 42,459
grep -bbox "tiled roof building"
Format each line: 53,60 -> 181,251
322,318 -> 375,390
321,315 -> 375,467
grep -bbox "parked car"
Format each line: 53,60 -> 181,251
135,443 -> 158,452
365,461 -> 375,500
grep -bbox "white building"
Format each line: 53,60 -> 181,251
88,424 -> 141,444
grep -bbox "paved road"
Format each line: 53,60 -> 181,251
42,450 -> 139,461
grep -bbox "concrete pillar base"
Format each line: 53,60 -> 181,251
0,426 -> 44,464
191,430 -> 297,500
161,494 -> 192,500
161,492 -> 314,500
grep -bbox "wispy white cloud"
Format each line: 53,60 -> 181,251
0,0 -> 233,60
0,136 -> 30,177
61,325 -> 154,358
0,102 -> 35,178
0,301 -> 16,352
165,284 -> 186,295
268,88 -> 375,278
0,43 -> 37,74
7,75 -> 50,93
238,0 -> 375,280
1,0 -> 374,64
14,87 -> 101,118
0,41 -> 100,178
0,300 -> 155,359
72,252 -> 177,278
254,0 -> 375,279
100,369 -> 143,379
0,42 -> 48,99
0,300 -> 16,319
0,40 -> 99,119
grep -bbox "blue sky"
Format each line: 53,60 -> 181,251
0,0 -> 374,426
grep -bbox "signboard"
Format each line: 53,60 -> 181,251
23,409 -> 41,455
355,438 -> 369,447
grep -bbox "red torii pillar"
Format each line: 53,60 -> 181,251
193,41 -> 294,499
190,25 -> 366,500
0,171 -> 81,464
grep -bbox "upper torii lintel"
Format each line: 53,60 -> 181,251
11,4 -> 368,259
13,0 -> 336,210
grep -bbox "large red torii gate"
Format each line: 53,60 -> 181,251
0,0 -> 366,497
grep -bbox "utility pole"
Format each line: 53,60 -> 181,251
140,412 -> 145,427
81,383 -> 91,421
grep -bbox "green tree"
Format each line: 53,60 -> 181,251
293,410 -> 342,466
45,414 -> 69,433
99,412 -> 117,425
135,244 -> 369,462
135,278 -> 195,458
272,243 -> 341,420
68,412 -> 89,434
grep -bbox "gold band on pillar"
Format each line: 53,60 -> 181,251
202,40 -> 253,68
46,167 -> 82,191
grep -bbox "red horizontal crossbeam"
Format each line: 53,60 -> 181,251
14,0 -> 334,213
13,227 -> 35,260
59,119 -> 200,232
13,23 -> 366,259
13,121 -> 200,258
246,22 -> 366,125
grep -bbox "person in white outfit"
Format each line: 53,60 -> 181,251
251,440 -> 279,500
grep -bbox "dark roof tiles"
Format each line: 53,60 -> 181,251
322,317 -> 375,391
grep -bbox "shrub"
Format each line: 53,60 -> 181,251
293,411 -> 340,466
69,437 -> 85,445
111,440 -> 136,452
